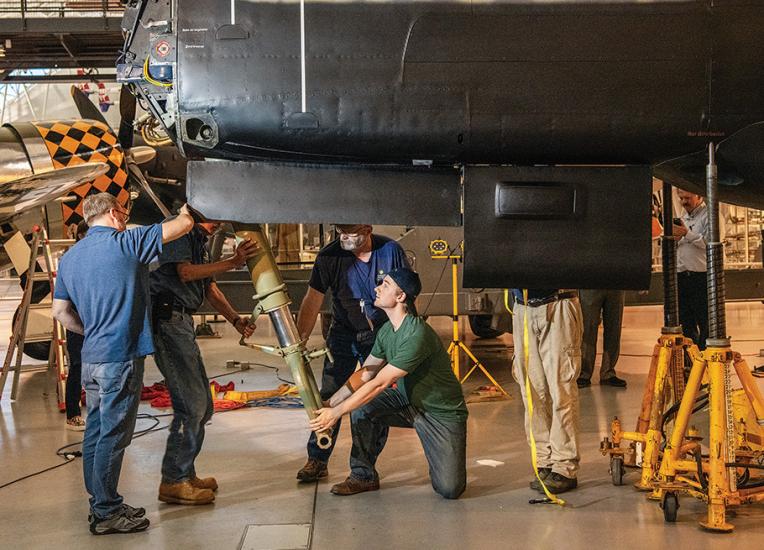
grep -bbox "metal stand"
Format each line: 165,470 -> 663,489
601,181 -> 699,486
653,144 -> 764,532
433,250 -> 507,395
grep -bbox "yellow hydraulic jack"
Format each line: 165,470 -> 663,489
652,144 -> 764,531
602,330 -> 701,489
600,180 -> 699,489
233,223 -> 333,449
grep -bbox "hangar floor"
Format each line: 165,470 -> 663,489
2,285 -> 764,549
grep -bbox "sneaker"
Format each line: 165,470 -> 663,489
89,503 -> 146,525
529,468 -> 552,492
296,459 -> 328,483
89,509 -> 150,535
66,416 -> 86,431
330,476 -> 380,496
158,480 -> 215,505
190,475 -> 218,492
543,472 -> 578,494
601,376 -> 627,388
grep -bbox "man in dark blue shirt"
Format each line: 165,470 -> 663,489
53,192 -> 194,535
150,220 -> 258,505
294,224 -> 409,482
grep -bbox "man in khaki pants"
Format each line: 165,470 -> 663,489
511,289 -> 583,494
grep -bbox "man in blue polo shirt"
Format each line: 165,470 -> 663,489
52,192 -> 194,535
294,224 -> 409,482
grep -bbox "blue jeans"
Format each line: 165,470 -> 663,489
307,327 -> 374,463
350,388 -> 467,499
82,358 -> 145,519
153,311 -> 213,483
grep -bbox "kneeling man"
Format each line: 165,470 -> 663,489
310,268 -> 467,499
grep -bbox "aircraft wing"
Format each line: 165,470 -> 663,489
0,163 -> 109,220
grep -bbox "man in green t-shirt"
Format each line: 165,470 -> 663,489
309,268 -> 468,499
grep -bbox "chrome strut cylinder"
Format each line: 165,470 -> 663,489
234,223 -> 332,449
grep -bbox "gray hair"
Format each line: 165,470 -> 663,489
82,192 -> 119,224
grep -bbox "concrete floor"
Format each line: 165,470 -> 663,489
2,286 -> 764,549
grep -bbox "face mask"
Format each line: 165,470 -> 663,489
340,234 -> 367,251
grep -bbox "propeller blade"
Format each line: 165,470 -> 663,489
118,84 -> 137,150
69,85 -> 108,126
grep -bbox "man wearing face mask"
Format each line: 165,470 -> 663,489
295,224 -> 409,482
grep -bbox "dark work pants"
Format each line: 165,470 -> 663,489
579,289 -> 625,382
65,330 -> 84,418
307,326 -> 374,463
678,271 -> 708,350
153,311 -> 214,484
350,388 -> 467,499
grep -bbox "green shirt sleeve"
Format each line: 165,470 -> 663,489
388,321 -> 431,373
371,325 -> 388,360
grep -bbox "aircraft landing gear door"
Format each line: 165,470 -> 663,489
463,165 -> 653,290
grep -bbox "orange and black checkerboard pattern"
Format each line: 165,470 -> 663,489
31,120 -> 129,226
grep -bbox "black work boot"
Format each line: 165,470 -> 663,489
529,468 -> 552,492
543,472 -> 578,494
296,459 -> 328,482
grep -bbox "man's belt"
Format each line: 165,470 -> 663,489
173,305 -> 197,315
515,290 -> 578,308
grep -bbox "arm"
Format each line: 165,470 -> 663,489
161,204 -> 194,244
52,299 -> 84,335
205,281 -> 255,337
327,354 -> 387,407
176,238 -> 259,283
310,363 -> 406,432
296,286 -> 325,341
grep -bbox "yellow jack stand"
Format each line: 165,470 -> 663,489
601,329 -> 700,489
431,245 -> 507,395
652,144 -> 764,532
654,346 -> 764,532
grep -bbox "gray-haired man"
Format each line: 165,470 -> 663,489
53,193 -> 194,535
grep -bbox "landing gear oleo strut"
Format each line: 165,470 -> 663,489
234,224 -> 333,449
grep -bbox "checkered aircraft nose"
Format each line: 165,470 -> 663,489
31,120 -> 129,226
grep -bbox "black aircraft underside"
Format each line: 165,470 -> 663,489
119,0 -> 764,289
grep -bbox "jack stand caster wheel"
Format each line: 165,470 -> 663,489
610,456 -> 624,486
661,492 -> 679,522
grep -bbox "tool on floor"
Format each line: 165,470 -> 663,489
430,239 -> 507,395
0,217 -> 72,404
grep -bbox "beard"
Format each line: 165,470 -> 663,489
340,234 -> 367,251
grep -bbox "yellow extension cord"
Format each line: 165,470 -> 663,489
505,289 -> 566,506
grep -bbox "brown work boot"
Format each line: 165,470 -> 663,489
158,480 -> 215,505
296,459 -> 328,483
330,476 -> 380,496
190,475 -> 218,492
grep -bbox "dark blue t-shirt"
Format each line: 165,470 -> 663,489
54,224 -> 163,363
309,235 -> 409,332
150,225 -> 210,310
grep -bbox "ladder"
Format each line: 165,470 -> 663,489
0,223 -> 72,403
